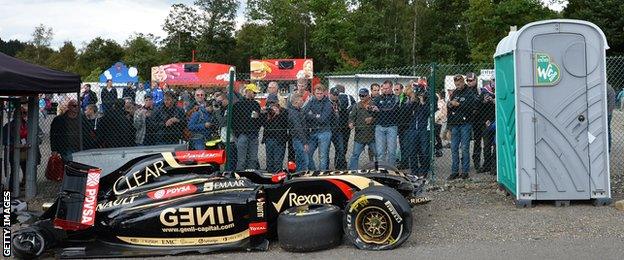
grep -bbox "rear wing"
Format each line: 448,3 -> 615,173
53,162 -> 101,231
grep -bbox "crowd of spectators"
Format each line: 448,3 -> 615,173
45,73 -> 503,178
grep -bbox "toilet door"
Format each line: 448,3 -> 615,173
531,33 -> 590,200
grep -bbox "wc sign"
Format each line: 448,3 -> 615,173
534,53 -> 561,86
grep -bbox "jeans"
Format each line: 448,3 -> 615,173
265,138 -> 286,172
331,130 -> 347,170
398,128 -> 409,169
190,136 -> 206,150
482,126 -> 495,171
349,142 -> 376,170
375,125 -> 398,166
450,124 -> 472,174
406,128 -> 430,177
308,131 -> 332,170
225,143 -> 237,171
292,139 -> 309,172
236,134 -> 259,170
472,123 -> 485,169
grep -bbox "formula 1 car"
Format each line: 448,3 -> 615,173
12,150 -> 423,258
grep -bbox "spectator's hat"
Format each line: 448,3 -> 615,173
465,72 -> 477,80
244,83 -> 260,93
144,93 -> 153,100
330,87 -> 340,96
358,88 -> 370,96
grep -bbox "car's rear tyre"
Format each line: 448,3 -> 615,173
277,204 -> 343,252
344,186 -> 412,250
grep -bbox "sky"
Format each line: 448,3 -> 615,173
0,0 -> 563,50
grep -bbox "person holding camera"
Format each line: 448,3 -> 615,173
404,80 -> 434,177
187,97 -> 217,150
263,94 -> 289,172
348,88 -> 376,170
479,82 -> 496,173
447,75 -> 477,180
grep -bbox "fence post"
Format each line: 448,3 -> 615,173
225,67 -> 235,166
429,62 -> 437,182
25,96 -> 39,198
11,100 -> 21,197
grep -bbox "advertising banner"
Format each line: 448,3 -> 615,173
250,59 -> 313,80
151,63 -> 233,87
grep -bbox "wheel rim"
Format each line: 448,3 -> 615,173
354,206 -> 393,244
14,231 -> 45,256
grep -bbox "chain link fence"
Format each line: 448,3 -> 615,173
2,56 -> 623,201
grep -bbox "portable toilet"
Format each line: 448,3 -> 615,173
494,19 -> 611,207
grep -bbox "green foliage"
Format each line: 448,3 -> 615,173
0,38 -> 26,56
75,37 -> 124,79
564,0 -> 624,55
84,67 -> 103,82
47,41 -> 78,73
466,0 -> 558,63
124,34 -> 163,81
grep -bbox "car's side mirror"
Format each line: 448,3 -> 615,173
287,161 -> 297,173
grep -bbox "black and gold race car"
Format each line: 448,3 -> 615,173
12,149 -> 424,258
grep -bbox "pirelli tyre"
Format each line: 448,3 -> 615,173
277,204 -> 343,252
344,186 -> 412,250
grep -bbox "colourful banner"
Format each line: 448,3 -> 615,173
151,63 -> 233,86
250,59 -> 313,80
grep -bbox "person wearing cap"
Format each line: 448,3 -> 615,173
303,84 -> 333,170
262,93 -> 289,172
348,88 -> 376,170
233,83 -> 263,170
101,79 -> 118,113
465,72 -> 486,172
447,74 -> 477,180
133,93 -> 157,146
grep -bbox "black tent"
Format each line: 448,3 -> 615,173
0,51 -> 80,95
1,51 -> 81,199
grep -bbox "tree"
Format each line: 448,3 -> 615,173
124,34 -> 163,81
15,24 -> 55,66
47,41 -> 78,73
0,38 -> 26,57
75,37 -> 124,79
233,23 -> 270,71
194,0 -> 239,63
564,0 -> 624,55
465,0 -> 558,63
162,3 -> 199,63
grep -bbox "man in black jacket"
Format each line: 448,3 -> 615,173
100,79 -> 118,113
153,92 -> 185,145
466,72 -> 485,172
373,80 -> 399,166
447,75 -> 477,180
263,95 -> 289,172
232,84 -> 263,170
